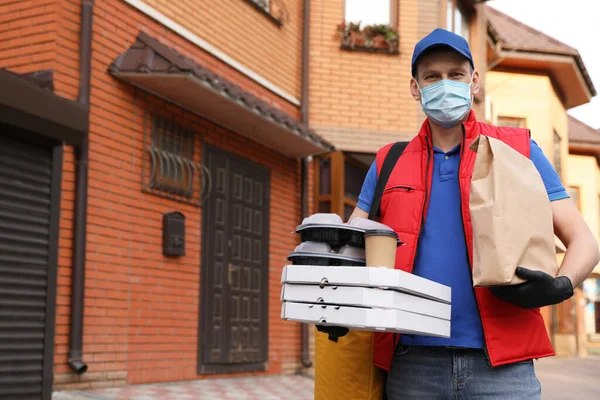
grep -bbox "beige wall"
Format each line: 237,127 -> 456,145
568,155 -> 600,275
569,155 -> 600,354
486,71 -> 569,179
139,0 -> 304,100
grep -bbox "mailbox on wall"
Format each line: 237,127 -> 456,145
163,211 -> 185,257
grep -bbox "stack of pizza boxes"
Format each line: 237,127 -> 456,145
280,213 -> 452,337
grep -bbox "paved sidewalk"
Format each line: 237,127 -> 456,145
536,355 -> 600,400
53,375 -> 315,400
54,356 -> 600,400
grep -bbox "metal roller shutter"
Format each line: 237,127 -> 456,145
0,134 -> 59,400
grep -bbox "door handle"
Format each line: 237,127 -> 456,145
228,263 -> 233,286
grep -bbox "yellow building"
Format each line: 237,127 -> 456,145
568,116 -> 600,355
486,6 -> 597,356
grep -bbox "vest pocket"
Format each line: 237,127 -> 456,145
384,185 -> 415,193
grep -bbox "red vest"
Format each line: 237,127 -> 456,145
373,111 -> 554,370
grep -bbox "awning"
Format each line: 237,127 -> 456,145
109,32 -> 334,158
0,69 -> 88,146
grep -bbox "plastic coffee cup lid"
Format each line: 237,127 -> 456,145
364,229 -> 398,239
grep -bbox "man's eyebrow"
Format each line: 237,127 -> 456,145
420,68 -> 439,76
449,66 -> 469,72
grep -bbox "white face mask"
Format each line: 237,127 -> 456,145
417,78 -> 473,128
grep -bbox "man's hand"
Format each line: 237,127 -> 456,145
489,267 -> 574,309
316,325 -> 349,342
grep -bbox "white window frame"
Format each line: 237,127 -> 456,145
344,0 -> 396,27
447,0 -> 471,41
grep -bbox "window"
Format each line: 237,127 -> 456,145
319,158 -> 331,196
554,130 -> 562,178
583,279 -> 600,335
568,186 -> 581,211
497,116 -> 526,128
340,0 -> 399,54
345,0 -> 391,26
142,114 -> 209,206
314,152 -> 369,221
447,0 -> 470,41
245,0 -> 287,26
344,159 -> 367,202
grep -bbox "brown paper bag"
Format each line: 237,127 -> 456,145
469,135 -> 558,287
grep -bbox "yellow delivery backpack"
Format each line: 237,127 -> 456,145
313,142 -> 407,400
314,328 -> 385,400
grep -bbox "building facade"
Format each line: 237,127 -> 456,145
5,1 -> 598,398
0,0 -> 334,396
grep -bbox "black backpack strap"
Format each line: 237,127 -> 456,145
368,141 -> 409,220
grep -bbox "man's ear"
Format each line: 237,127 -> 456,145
471,70 -> 481,96
410,78 -> 421,102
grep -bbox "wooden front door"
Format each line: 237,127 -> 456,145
198,144 -> 270,374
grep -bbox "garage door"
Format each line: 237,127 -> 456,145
0,132 -> 62,400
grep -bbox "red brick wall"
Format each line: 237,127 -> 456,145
0,0 -> 58,72
308,0 -> 420,153
1,0 -> 305,391
140,0 -> 304,100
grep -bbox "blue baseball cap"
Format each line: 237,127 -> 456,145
411,28 -> 474,77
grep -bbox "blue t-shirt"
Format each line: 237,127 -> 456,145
356,139 -> 568,349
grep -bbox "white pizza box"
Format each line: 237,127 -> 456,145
281,265 -> 451,304
281,301 -> 450,337
280,283 -> 451,320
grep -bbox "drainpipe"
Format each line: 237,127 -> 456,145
300,0 -> 313,369
69,0 -> 94,375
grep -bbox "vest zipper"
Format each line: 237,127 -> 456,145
458,126 -> 492,368
415,138 -> 432,260
392,137 -> 430,362
385,185 -> 415,192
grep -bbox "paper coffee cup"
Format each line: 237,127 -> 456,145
364,229 -> 399,269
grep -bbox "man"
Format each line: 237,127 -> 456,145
347,29 -> 600,399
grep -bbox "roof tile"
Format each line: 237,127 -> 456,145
569,115 -> 600,144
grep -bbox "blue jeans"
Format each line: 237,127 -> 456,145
385,345 -> 541,400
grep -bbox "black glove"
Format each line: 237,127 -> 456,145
489,267 -> 574,309
316,325 -> 349,342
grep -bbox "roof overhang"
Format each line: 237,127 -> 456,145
569,142 -> 600,166
0,69 -> 88,146
109,33 -> 333,159
491,49 -> 593,109
462,0 -> 492,12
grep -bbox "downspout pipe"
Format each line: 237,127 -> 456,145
69,0 -> 93,375
300,0 -> 313,369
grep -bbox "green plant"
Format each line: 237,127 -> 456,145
338,21 -> 399,52
365,24 -> 389,37
347,21 -> 362,33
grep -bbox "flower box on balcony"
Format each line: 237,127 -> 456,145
337,22 -> 400,55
